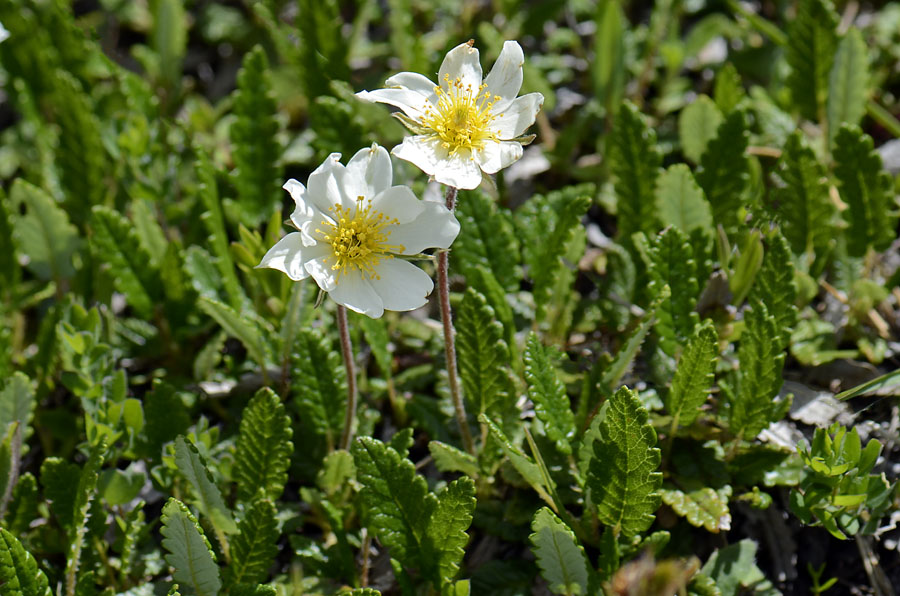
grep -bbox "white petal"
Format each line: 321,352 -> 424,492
475,141 -> 523,174
389,202 -> 461,255
485,41 -> 524,112
492,92 -> 543,138
392,135 -> 443,178
368,259 -> 434,312
307,153 -> 351,213
329,271 -> 384,318
345,144 -> 393,199
355,88 -> 431,120
284,178 -> 328,233
384,72 -> 439,105
305,255 -> 338,292
432,150 -> 483,190
257,233 -> 328,281
438,42 -> 483,92
371,185 -> 424,224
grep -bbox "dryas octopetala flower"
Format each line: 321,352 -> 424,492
257,144 -> 460,318
356,40 -> 543,190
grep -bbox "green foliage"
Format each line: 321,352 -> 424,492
160,498 -> 222,596
695,110 -> 750,234
647,227 -> 700,354
660,486 -> 732,533
524,334 -> 574,455
827,28 -> 868,147
654,165 -> 712,235
429,441 -> 479,478
174,436 -> 237,535
230,46 -> 281,227
452,189 -> 519,292
748,232 -> 797,349
234,388 -> 293,502
529,508 -> 590,596
0,528 -> 51,596
427,476 -> 477,585
833,125 -> 896,257
587,386 -> 662,537
228,498 -> 279,586
700,539 -> 779,596
10,179 -> 79,283
199,297 -> 270,371
608,102 -> 661,242
64,438 -> 106,596
679,96 -> 723,164
786,0 -> 838,121
714,63 -> 744,114
667,320 -> 718,428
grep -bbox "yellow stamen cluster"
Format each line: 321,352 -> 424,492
316,196 -> 403,280
421,75 -> 501,156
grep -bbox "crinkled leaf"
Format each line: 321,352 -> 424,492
234,388 -> 293,502
452,189 -> 519,291
198,297 -> 269,370
428,441 -> 479,478
427,476 -> 476,585
481,414 -> 555,509
524,333 -> 574,455
160,498 -> 222,596
667,320 -> 718,427
601,285 -> 670,392
0,372 -> 35,446
648,227 -> 701,354
714,63 -> 744,114
65,439 -> 106,596
827,28 -> 868,147
786,0 -> 838,121
228,498 -> 278,586
608,102 -> 661,241
174,436 -> 237,535
679,95 -> 724,164
748,231 -> 797,349
529,507 -> 590,596
696,110 -> 750,234
700,539 -> 778,596
587,386 -> 662,537
0,527 -> 51,596
654,164 -> 713,235
660,486 -> 732,533
10,179 -> 79,282
40,458 -> 81,530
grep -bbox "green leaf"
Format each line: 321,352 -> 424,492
352,437 -> 436,577
714,63 -> 745,114
667,320 -> 718,427
452,189 -> 519,291
786,0 -> 838,121
228,498 -> 279,586
316,450 -> 355,496
64,439 -> 106,596
428,441 -> 479,478
728,302 -> 787,439
5,473 -> 39,536
0,189 -> 19,291
748,231 -> 797,349
587,386 -> 662,537
0,527 -> 51,596
160,498 -> 222,596
592,0 -> 625,111
141,380 -> 191,461
827,28 -> 868,147
601,285 -> 670,392
648,227 -> 701,354
524,333 -> 574,455
174,436 -> 237,535
833,125 -> 896,257
660,486 -> 732,533
10,179 -> 79,282
0,372 -> 35,447
456,288 -> 514,421
234,388 -> 293,502
481,414 -> 555,508
700,539 -> 777,596
529,507 -> 589,596
90,206 -> 163,319
198,297 -> 269,370
679,95 -> 724,164
654,164 -> 713,235
696,110 -> 750,234
465,265 -> 515,352
608,102 -> 661,241
427,476 -> 476,585
129,199 -> 168,267
230,45 -> 281,227
767,131 -> 834,262
836,369 -> 900,401
40,458 -> 81,530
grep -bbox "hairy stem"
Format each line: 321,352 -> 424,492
437,186 -> 476,455
337,305 -> 358,451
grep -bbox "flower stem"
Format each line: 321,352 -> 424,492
437,186 -> 476,456
337,305 -> 358,451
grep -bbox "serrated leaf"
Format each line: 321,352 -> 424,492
234,388 -> 293,502
0,188 -> 18,290
160,498 -> 222,596
728,302 -> 786,439
90,206 -> 164,319
174,436 -> 237,535
714,63 -> 744,114
587,386 -> 662,537
696,110 -> 750,234
351,437 -> 436,577
40,458 -> 81,530
654,164 -> 713,235
357,314 -> 392,378
130,199 -> 168,266
10,179 -> 79,282
700,539 -> 777,596
529,507 -> 589,596
679,95 -> 724,164
228,498 -> 278,586
456,288 -> 514,421
427,476 -> 476,585
5,473 -> 39,536
786,0 -> 838,121
465,265 -> 515,352
668,320 -> 718,427
767,131 -> 834,263
428,441 -> 479,478
64,439 -> 106,596
481,414 -> 555,508
198,297 -> 269,370
316,450 -> 355,496
0,372 -> 35,446
0,527 -> 51,596
608,102 -> 661,241
601,284 -> 670,392
827,28 -> 868,147
524,334 -> 574,455
660,486 -> 732,533
452,189 -> 519,291
833,125 -> 896,257
748,232 -> 797,349
648,227 -> 701,354
230,45 -> 281,227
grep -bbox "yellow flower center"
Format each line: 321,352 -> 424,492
316,196 -> 403,280
421,74 -> 501,156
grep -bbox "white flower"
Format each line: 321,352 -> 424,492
0,21 -> 9,43
257,144 -> 460,318
357,40 -> 544,190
